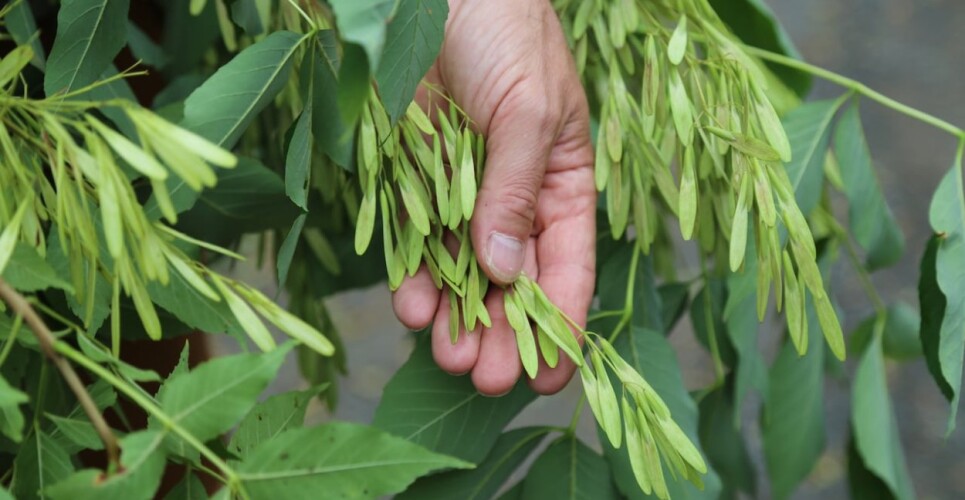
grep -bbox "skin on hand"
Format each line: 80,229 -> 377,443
391,0 -> 596,396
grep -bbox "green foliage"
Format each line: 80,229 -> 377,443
1,0 -> 962,499
374,338 -> 536,463
44,0 -> 130,96
235,422 -> 472,498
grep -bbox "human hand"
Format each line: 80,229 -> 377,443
391,0 -> 596,396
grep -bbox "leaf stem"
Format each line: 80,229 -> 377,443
566,395 -> 587,435
0,313 -> 22,368
608,246 -> 642,342
53,340 -> 247,497
0,278 -> 121,469
743,46 -> 965,139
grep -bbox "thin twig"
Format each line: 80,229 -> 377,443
0,278 -> 121,468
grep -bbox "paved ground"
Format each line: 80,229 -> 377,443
215,1 -> 965,498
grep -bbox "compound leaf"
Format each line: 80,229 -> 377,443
155,347 -> 289,443
236,422 -> 472,498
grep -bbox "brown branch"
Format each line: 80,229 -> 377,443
0,278 -> 120,468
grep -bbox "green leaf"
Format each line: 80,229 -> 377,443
522,437 -> 619,500
160,0 -> 220,75
600,327 -> 721,499
925,143 -> 965,433
228,386 -> 322,459
230,0 -> 268,36
849,303 -> 922,362
919,235 -> 954,402
698,384 -> 757,498
164,473 -> 208,500
846,434 -> 894,500
47,229 -> 111,333
597,244 -> 662,332
6,0 -> 46,70
309,31 -> 356,169
155,347 -> 289,443
850,335 -> 915,499
178,157 -> 299,231
708,0 -> 811,96
399,427 -> 550,499
783,97 -> 846,214
373,337 -> 536,463
47,414 -> 106,452
277,214 -> 308,290
47,431 -> 167,500
0,373 -> 28,442
336,43 -> 371,129
150,31 -> 303,216
181,30 -> 302,148
81,65 -> 140,138
658,283 -> 690,333
725,259 -> 768,423
375,0 -> 449,123
834,102 -> 904,270
12,429 -> 74,499
285,105 -> 313,210
690,281 -> 735,368
2,244 -> 74,293
147,262 -> 243,339
236,422 -> 472,498
328,0 -> 396,72
762,300 -> 825,500
127,21 -> 168,68
44,0 -> 130,96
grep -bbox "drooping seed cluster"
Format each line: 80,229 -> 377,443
553,0 -> 846,360
0,81 -> 332,356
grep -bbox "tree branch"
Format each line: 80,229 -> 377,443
0,278 -> 120,468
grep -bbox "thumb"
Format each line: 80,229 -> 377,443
471,94 -> 558,285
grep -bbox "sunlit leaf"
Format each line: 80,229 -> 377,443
229,386 -> 323,459
154,347 -> 289,443
236,422 -> 472,498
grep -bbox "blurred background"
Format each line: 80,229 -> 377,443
214,1 -> 965,498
